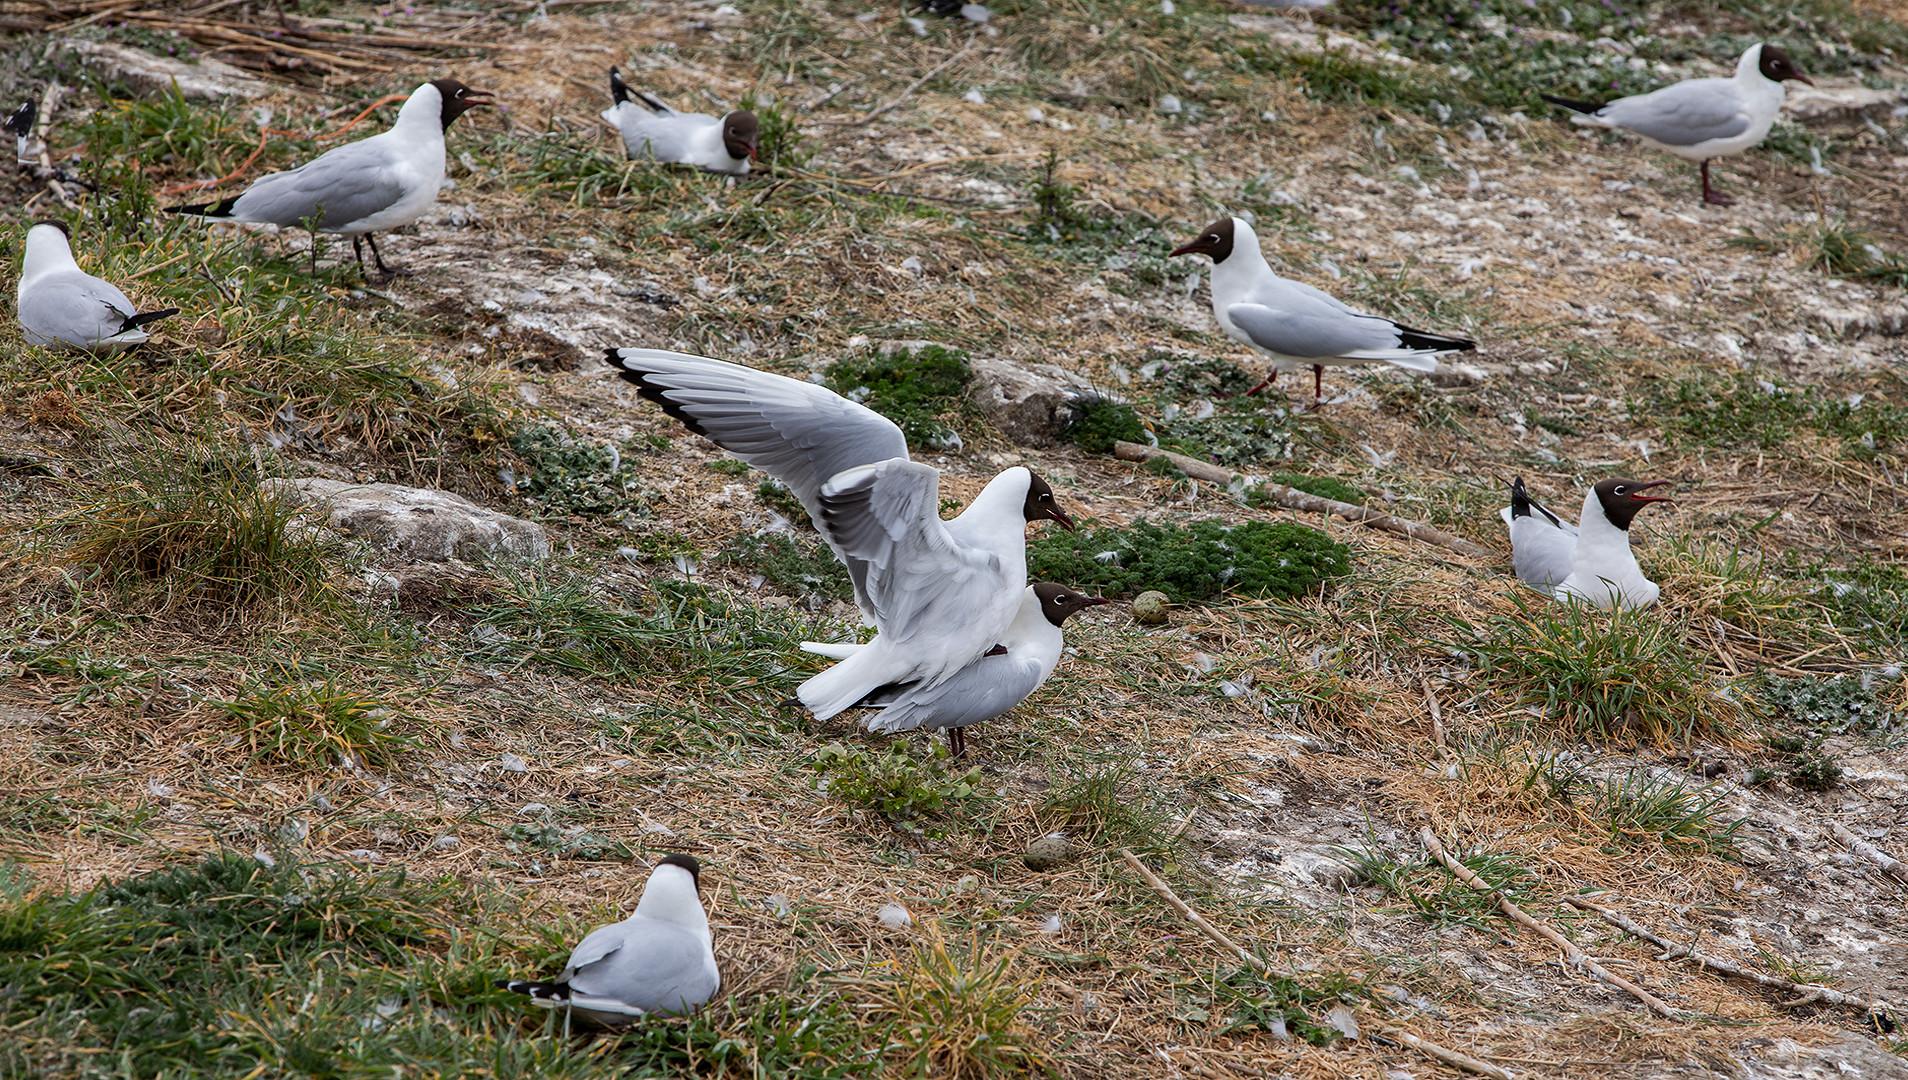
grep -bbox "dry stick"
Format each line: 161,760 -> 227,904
1419,828 -> 1678,1019
33,81 -> 77,210
1118,849 -> 1513,1080
1562,896 -> 1895,1019
1423,676 -> 1448,759
1111,441 -> 1493,560
1829,821 -> 1908,883
815,41 -> 975,127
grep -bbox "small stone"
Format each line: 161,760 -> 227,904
1131,591 -> 1170,625
1024,833 -> 1075,871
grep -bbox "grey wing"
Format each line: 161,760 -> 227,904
862,654 -> 1048,733
1227,292 -> 1414,360
1600,80 -> 1751,146
616,112 -> 715,161
1506,508 -> 1578,588
570,923 -> 717,1016
231,141 -> 409,229
559,921 -> 629,981
20,272 -> 136,346
818,459 -> 1010,641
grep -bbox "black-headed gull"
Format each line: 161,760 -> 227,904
165,78 -> 492,281
1500,476 -> 1672,610
802,583 -> 1110,757
604,348 -> 1075,720
1170,215 -> 1475,407
601,68 -> 757,175
1542,43 -> 1811,207
18,221 -> 178,353
498,854 -> 718,1030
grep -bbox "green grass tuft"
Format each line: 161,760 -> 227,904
1067,398 -> 1149,454
53,444 -> 333,616
717,532 -> 854,603
811,742 -> 981,823
858,927 -> 1056,1080
1589,768 -> 1741,855
218,673 -> 413,768
1447,597 -> 1749,746
1037,758 -> 1179,857
1028,518 -> 1351,602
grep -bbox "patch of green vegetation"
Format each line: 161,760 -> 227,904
825,345 -> 973,449
487,127 -> 650,207
1027,149 -> 1098,242
1161,414 -> 1294,468
53,441 -> 334,617
1208,966 -> 1368,1043
507,423 -> 644,518
1809,557 -> 1908,652
811,742 -> 982,823
461,565 -> 669,680
1066,398 -> 1148,454
1234,43 -> 1447,111
502,823 -> 632,861
0,853 -> 559,1080
74,78 -> 305,180
1332,834 -> 1537,930
758,476 -> 811,525
716,531 -> 854,603
708,456 -> 752,477
1590,768 -> 1740,855
1651,374 -> 1808,449
1028,518 -> 1351,602
218,673 -> 413,768
1762,673 -> 1899,734
614,970 -> 878,1079
1787,750 -> 1844,791
1153,354 -> 1259,401
1731,220 -> 1908,290
1037,758 -> 1179,857
1249,473 -> 1366,506
1446,597 -> 1749,746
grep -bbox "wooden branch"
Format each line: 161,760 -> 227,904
1119,849 -> 1513,1080
1830,822 -> 1908,883
1112,441 -> 1493,559
1563,896 -> 1897,1020
1423,676 -> 1448,758
814,42 -> 974,127
1419,829 -> 1678,1018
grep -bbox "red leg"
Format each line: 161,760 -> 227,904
1244,370 -> 1278,397
1701,160 -> 1734,207
1311,365 -> 1325,408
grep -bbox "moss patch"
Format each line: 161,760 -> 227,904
825,345 -> 973,449
1027,519 -> 1351,602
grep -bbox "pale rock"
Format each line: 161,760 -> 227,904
263,478 -> 550,564
965,356 -> 1100,447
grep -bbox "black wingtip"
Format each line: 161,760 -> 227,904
1509,476 -> 1531,520
1540,93 -> 1604,115
1395,326 -> 1476,352
609,67 -> 630,105
604,349 -> 716,440
498,978 -> 570,1001
4,100 -> 34,137
632,89 -> 669,114
120,308 -> 180,334
165,196 -> 241,219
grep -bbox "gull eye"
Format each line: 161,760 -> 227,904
1614,485 -> 1626,493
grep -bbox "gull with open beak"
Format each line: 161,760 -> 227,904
1500,477 -> 1674,610
601,68 -> 758,175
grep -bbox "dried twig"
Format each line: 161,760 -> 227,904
814,42 -> 975,127
1420,829 -> 1678,1018
1423,676 -> 1448,758
1829,822 -> 1908,883
1112,441 -> 1493,559
1563,895 -> 1897,1021
1119,849 -> 1513,1080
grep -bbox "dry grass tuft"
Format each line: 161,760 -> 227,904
854,924 -> 1055,1080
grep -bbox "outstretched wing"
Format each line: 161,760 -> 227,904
605,348 -> 911,616
818,459 -> 1013,643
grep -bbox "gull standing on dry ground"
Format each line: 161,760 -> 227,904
1541,43 -> 1812,207
1500,476 -> 1673,610
497,854 -> 718,1032
17,221 -> 178,353
1170,215 -> 1476,407
802,583 -> 1111,757
601,68 -> 757,174
604,348 -> 1076,721
165,78 -> 493,281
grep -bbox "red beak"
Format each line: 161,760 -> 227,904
1049,509 -> 1076,531
1169,239 -> 1205,258
1630,480 -> 1674,503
